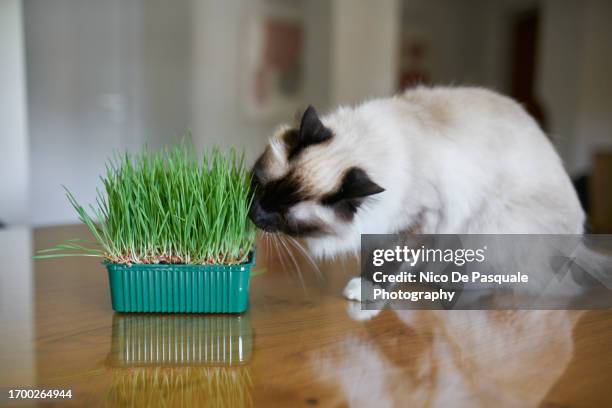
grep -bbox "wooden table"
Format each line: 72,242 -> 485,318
1,225 -> 612,407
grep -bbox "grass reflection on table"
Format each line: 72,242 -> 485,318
106,313 -> 253,407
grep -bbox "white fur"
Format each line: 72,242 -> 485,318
343,276 -> 363,301
344,277 -> 384,320
294,87 -> 584,261
260,87 -> 584,302
266,125 -> 291,181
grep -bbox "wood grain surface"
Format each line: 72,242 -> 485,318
0,224 -> 611,407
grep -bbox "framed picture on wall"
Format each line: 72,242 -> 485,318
241,3 -> 305,121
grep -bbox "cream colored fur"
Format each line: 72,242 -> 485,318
263,87 -> 585,302
266,86 -> 585,259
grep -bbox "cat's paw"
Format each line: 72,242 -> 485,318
346,302 -> 381,321
343,277 -> 363,301
344,277 -> 381,302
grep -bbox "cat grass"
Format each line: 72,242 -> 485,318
36,142 -> 256,265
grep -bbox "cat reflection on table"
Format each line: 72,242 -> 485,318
311,309 -> 582,407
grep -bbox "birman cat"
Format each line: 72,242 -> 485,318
249,86 -> 585,300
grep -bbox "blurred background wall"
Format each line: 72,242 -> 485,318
0,0 -> 611,229
0,0 -> 28,226
23,0 -> 192,224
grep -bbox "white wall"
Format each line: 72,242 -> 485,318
24,0 -> 191,225
331,0 -> 400,105
23,0 -> 609,225
191,0 -> 333,164
25,0 -> 141,225
24,0 -> 332,225
0,0 -> 28,226
141,0 -> 193,148
190,0 -> 272,165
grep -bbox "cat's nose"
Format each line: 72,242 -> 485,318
249,199 -> 280,232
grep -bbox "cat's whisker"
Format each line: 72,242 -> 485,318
263,231 -> 271,259
261,232 -> 267,262
271,233 -> 289,277
275,234 -> 299,285
285,235 -> 323,282
279,235 -> 306,290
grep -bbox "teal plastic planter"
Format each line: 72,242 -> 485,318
106,251 -> 255,313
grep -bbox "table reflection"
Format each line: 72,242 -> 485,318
3,225 -> 609,407
312,309 -> 583,407
106,366 -> 252,407
107,314 -> 253,407
0,227 -> 34,387
109,313 -> 253,366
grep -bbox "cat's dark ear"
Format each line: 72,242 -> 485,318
340,167 -> 385,199
322,167 -> 385,206
298,105 -> 332,147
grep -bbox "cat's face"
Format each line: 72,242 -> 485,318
249,106 -> 385,237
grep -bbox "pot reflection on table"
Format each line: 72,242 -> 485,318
107,313 -> 253,407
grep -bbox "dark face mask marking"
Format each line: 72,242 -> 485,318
249,108 -> 384,237
249,170 -> 325,236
